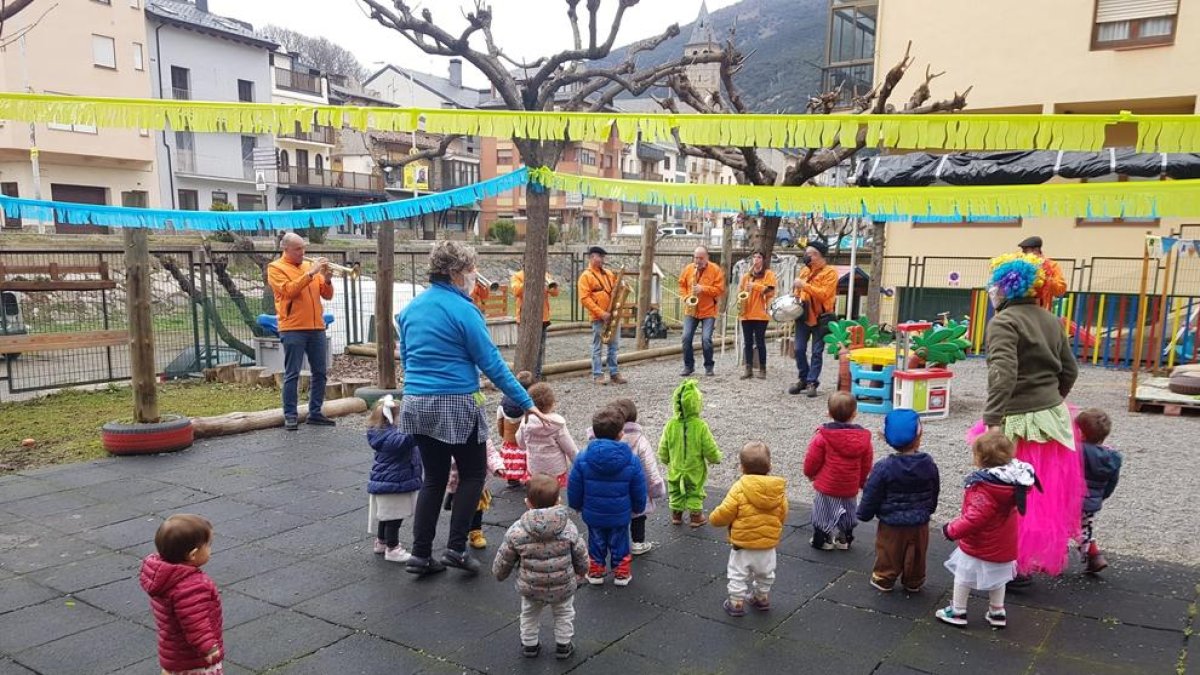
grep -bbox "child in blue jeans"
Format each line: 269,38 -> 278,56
568,405 -> 647,586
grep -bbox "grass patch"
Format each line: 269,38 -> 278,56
0,381 -> 281,473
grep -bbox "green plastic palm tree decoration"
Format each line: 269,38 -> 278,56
824,317 -> 884,356
910,319 -> 971,366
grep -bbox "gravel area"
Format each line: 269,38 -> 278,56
336,333 -> 1200,566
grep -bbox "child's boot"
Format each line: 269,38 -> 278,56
468,529 -> 487,549
671,510 -> 683,526
1084,541 -> 1108,574
689,511 -> 707,528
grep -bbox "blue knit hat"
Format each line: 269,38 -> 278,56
884,409 -> 922,449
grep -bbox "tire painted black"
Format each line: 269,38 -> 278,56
102,415 -> 194,456
1168,374 -> 1200,397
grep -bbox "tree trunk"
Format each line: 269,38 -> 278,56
375,220 -> 397,389
516,184 -> 550,375
635,217 -> 657,350
756,215 -> 782,261
124,228 -> 159,424
866,220 -> 886,325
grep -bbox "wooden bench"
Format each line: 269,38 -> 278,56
0,329 -> 130,354
0,261 -> 116,291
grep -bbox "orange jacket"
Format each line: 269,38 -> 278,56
579,266 -> 619,322
679,262 -> 726,320
267,257 -> 333,332
794,264 -> 838,327
738,269 -> 778,322
511,270 -> 560,324
470,282 -> 490,310
1038,257 -> 1067,311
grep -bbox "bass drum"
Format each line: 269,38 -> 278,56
769,295 -> 806,323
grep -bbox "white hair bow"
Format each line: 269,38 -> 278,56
380,394 -> 398,424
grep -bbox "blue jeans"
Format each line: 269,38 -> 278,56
281,329 -> 328,419
590,320 -> 619,377
681,315 -> 716,372
793,320 -> 826,385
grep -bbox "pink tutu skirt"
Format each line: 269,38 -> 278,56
967,419 -> 1083,576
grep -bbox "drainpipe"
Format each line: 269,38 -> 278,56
153,21 -> 177,209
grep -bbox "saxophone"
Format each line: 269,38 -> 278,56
601,268 -> 631,345
735,290 -> 750,317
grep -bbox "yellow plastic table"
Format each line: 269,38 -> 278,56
848,346 -> 897,367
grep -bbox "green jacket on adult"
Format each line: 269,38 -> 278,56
658,380 -> 723,487
984,297 -> 1079,426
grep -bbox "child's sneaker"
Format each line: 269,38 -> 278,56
384,545 -> 411,563
468,529 -> 488,549
986,608 -> 1007,628
555,642 -> 574,660
903,585 -> 924,594
748,594 -> 771,612
522,643 -> 541,658
935,606 -> 968,626
630,541 -> 654,556
811,530 -> 833,551
833,534 -> 853,550
373,539 -> 387,555
587,561 -> 606,585
670,511 -> 684,526
723,598 -> 747,617
613,556 -> 633,586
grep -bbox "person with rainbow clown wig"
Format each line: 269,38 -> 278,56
966,253 -> 1081,585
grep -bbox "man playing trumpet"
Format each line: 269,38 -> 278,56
679,246 -> 725,377
737,251 -> 777,380
510,267 -> 560,381
267,232 -> 336,431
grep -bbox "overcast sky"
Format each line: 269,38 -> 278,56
206,0 -> 740,88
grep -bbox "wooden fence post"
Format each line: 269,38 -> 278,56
376,220 -> 397,390
636,219 -> 657,350
124,227 -> 159,423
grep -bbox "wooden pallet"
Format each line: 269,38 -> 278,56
1131,398 -> 1200,417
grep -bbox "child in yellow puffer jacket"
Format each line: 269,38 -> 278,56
708,441 -> 788,617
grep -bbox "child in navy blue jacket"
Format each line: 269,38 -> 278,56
568,405 -> 647,587
367,396 -> 423,563
857,409 -> 940,593
1076,408 -> 1122,574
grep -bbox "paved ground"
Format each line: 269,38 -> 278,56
0,424 -> 1197,674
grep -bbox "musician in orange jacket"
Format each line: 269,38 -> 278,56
789,240 -> 839,398
578,246 -> 627,385
679,246 -> 726,377
1019,236 -> 1067,312
738,251 -> 778,380
267,232 -> 335,430
510,268 -> 560,381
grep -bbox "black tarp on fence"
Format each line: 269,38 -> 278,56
855,149 -> 1200,187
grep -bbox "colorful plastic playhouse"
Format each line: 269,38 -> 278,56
848,346 -> 897,415
893,321 -> 954,419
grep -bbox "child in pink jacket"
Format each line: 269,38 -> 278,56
518,383 -> 579,488
446,437 -> 505,550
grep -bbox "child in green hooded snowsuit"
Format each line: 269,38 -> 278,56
658,379 -> 723,527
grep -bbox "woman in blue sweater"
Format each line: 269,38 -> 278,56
397,241 -> 553,576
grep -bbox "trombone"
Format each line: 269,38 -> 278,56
304,256 -> 359,279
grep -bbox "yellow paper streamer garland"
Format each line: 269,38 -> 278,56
528,168 -> 1200,219
3,92 -> 1200,152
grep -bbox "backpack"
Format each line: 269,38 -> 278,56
642,308 -> 668,339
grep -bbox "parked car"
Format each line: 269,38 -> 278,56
616,224 -> 643,237
776,228 -> 796,246
658,226 -> 690,237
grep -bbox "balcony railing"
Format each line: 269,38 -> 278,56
274,67 -> 322,96
172,87 -> 190,100
279,125 -> 336,144
278,167 -> 383,193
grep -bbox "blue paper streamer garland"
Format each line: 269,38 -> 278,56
0,168 -> 529,231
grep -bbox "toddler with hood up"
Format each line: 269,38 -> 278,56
658,379 -> 723,527
518,382 -> 579,488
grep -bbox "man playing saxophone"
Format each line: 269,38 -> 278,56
578,246 -> 627,385
678,246 -> 725,377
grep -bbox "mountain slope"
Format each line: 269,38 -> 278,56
603,0 -> 829,113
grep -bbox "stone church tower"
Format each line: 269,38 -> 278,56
683,1 -> 722,100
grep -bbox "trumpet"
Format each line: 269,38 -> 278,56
304,256 -> 359,279
509,269 -> 558,290
735,290 -> 750,317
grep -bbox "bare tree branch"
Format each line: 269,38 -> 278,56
0,0 -> 35,24
527,0 -> 637,90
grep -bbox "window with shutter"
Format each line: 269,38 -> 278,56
1093,0 -> 1179,49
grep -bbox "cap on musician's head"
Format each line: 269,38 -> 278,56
1018,236 -> 1043,250
807,239 -> 829,258
586,245 -> 608,257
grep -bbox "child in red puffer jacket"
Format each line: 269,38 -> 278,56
938,430 -> 1038,630
140,514 -> 224,675
804,392 -> 874,551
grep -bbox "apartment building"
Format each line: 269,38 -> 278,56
0,0 -> 159,232
146,0 -> 276,215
